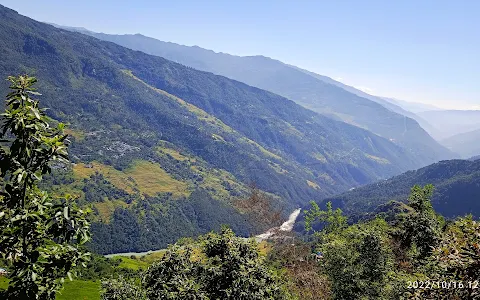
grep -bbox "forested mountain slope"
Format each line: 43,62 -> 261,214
290,65 -> 416,118
0,5 -> 428,253
320,159 -> 480,219
56,27 -> 455,164
291,66 -> 441,138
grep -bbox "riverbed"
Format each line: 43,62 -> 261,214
105,208 -> 302,257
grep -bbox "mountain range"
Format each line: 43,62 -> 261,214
289,66 -> 442,140
318,159 -> 480,219
381,97 -> 441,113
417,110 -> 480,140
442,128 -> 480,158
0,5 -> 450,253
51,26 -> 455,164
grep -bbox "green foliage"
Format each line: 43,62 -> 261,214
199,227 -> 291,299
88,189 -> 253,254
69,24 -> 453,166
304,201 -> 347,235
397,185 -> 441,259
57,280 -> 101,300
142,244 -> 207,299
435,217 -> 480,282
408,216 -> 480,299
101,277 -> 146,300
322,159 -> 480,220
319,218 -> 394,300
103,228 -> 292,300
75,254 -> 121,281
0,75 -> 91,299
407,184 -> 435,213
304,184 -> 480,300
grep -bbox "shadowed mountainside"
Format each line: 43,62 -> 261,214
52,26 -> 455,165
319,159 -> 480,219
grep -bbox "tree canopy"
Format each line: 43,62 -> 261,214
0,75 -> 91,299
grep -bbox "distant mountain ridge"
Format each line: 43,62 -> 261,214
442,128 -> 480,158
289,65 -> 441,140
381,97 -> 441,113
319,159 -> 480,219
418,110 -> 480,140
51,25 -> 455,165
290,66 -> 417,117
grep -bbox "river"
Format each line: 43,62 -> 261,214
255,208 -> 301,240
105,208 -> 302,257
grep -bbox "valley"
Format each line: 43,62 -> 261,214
0,2 -> 478,300
0,4 -> 438,254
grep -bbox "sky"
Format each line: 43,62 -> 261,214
1,0 -> 479,110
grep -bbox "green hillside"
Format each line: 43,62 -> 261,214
319,159 -> 480,219
0,5 -> 431,254
59,27 -> 455,165
290,65 -> 442,139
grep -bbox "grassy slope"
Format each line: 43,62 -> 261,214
0,277 -> 101,300
57,281 -> 101,300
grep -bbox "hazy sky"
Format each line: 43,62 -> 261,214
1,0 -> 479,110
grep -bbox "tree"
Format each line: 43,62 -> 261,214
318,218 -> 394,300
0,75 -> 91,299
408,216 -> 480,300
101,277 -> 147,300
235,183 -> 284,232
266,236 -> 332,300
304,201 -> 347,235
199,227 -> 290,299
397,185 -> 441,259
142,244 -> 209,299
107,227 -> 292,300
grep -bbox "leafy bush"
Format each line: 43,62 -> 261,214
0,76 -> 91,299
102,227 -> 292,300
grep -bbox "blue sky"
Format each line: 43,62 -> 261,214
1,0 -> 479,109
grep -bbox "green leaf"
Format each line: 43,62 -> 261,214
17,172 -> 24,183
30,107 -> 40,119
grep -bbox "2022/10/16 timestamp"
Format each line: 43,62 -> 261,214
407,280 -> 479,290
